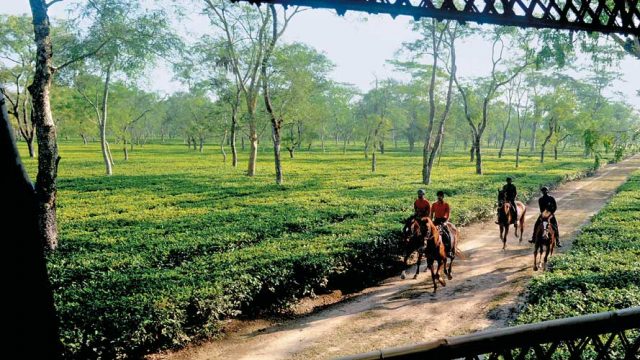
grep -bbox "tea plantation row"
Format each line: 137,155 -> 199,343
516,171 -> 640,323
19,142 -> 612,358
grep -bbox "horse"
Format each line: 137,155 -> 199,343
533,210 -> 556,271
400,217 -> 447,293
497,189 -> 526,249
400,217 -> 427,280
435,221 -> 462,280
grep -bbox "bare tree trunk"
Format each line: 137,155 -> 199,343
99,63 -> 113,176
470,143 -> 475,162
199,136 -> 204,153
123,139 -> 128,161
27,0 -> 60,250
530,120 -> 538,152
296,121 -> 302,151
230,119 -> 237,167
540,119 -> 554,163
516,129 -> 523,168
221,130 -> 227,163
371,150 -> 376,172
106,141 -> 114,166
2,83 -> 63,358
269,119 -> 283,181
26,137 -> 35,158
364,135 -> 370,159
248,131 -> 258,176
81,133 -> 88,145
475,135 -> 483,174
287,147 -> 294,158
498,98 -> 513,158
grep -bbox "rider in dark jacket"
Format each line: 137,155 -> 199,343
496,177 -> 518,224
530,187 -> 561,247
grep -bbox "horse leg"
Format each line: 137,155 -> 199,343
413,251 -> 422,279
533,245 -> 539,271
447,256 -> 454,280
503,226 -> 508,250
519,209 -> 526,243
401,252 -> 410,280
428,258 -> 438,293
437,258 -> 447,286
543,246 -> 550,271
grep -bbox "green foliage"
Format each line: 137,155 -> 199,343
15,140 -> 612,358
517,172 -> 640,324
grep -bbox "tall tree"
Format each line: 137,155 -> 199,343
75,0 -> 178,175
423,22 -> 462,184
260,4 -> 301,185
455,30 -> 531,175
204,0 -> 275,176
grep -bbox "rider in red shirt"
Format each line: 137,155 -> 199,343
431,191 -> 452,256
414,189 -> 430,219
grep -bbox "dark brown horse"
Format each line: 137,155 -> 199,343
400,217 -> 427,280
497,190 -> 526,249
533,210 -> 556,271
400,217 -> 447,293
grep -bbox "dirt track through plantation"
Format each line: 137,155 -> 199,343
158,155 -> 640,360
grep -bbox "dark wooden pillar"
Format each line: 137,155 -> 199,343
1,85 -> 62,358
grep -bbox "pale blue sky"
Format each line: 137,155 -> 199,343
4,1 -> 639,109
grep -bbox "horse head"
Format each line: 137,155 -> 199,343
402,218 -> 422,247
497,190 -> 510,223
540,210 -> 553,240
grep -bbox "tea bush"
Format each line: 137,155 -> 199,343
19,141 -> 608,358
517,171 -> 640,324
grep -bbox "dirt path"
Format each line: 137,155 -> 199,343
158,155 -> 640,360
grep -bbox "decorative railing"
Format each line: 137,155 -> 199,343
337,307 -> 640,359
234,0 -> 640,35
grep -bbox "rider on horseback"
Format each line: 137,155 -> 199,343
496,177 -> 518,225
432,191 -> 452,257
414,189 -> 431,220
529,186 -> 561,247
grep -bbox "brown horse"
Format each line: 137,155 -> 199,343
497,190 -> 526,249
400,217 -> 427,280
436,222 -> 462,280
400,217 -> 447,293
533,210 -> 556,271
